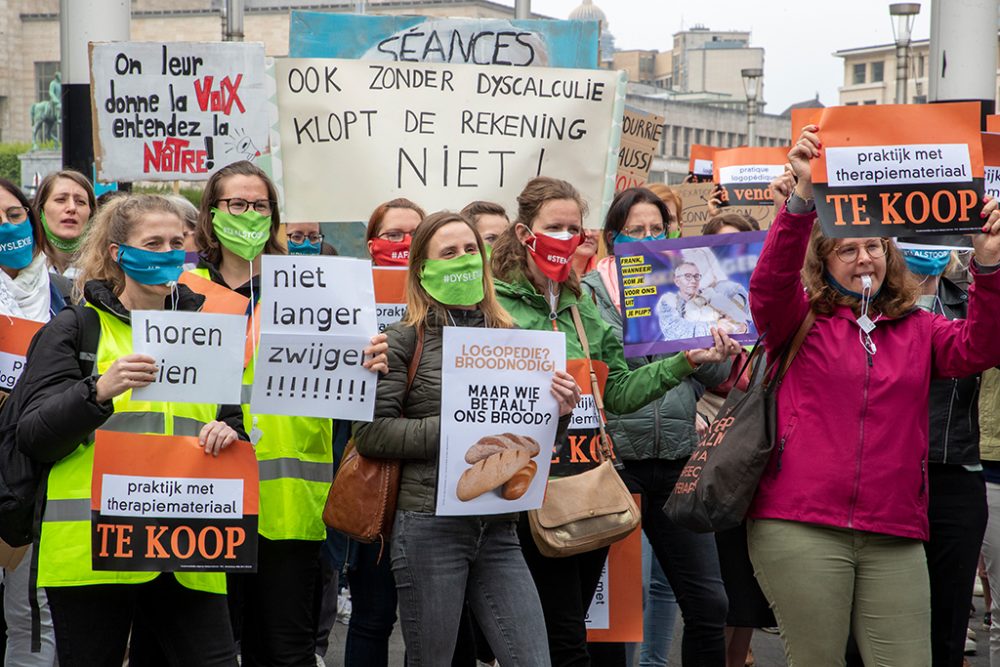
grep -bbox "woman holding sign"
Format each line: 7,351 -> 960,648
490,176 -> 740,667
355,211 -> 581,666
15,194 -> 246,666
0,177 -> 73,666
745,126 -> 1000,666
190,160 -> 388,667
32,169 -> 96,277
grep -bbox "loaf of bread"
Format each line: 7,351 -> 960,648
501,461 -> 537,500
456,448 -> 531,501
464,433 -> 541,464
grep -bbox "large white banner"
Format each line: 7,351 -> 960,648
90,41 -> 270,181
274,58 -> 625,228
436,327 -> 564,516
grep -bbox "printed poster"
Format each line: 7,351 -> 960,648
0,317 -> 42,391
674,182 -> 776,236
688,144 -> 719,179
131,311 -> 246,405
616,107 -> 664,193
250,256 -> 379,420
794,103 -> 985,237
91,431 -> 258,572
437,327 -> 565,516
585,507 -> 643,642
615,232 -> 766,356
550,358 -> 610,476
288,12 -> 599,70
713,146 -> 790,206
274,58 -> 626,228
374,266 -> 408,334
984,132 -> 1000,200
90,42 -> 269,181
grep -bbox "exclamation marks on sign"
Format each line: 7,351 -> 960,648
265,376 -> 273,397
204,137 -> 215,170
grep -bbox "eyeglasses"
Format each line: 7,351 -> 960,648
622,224 -> 666,239
0,207 -> 30,224
378,231 -> 412,243
287,232 -> 324,244
675,272 -> 702,282
834,239 -> 887,263
216,198 -> 275,216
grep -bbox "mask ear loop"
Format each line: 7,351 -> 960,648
546,279 -> 559,321
247,257 -> 260,444
857,274 -> 877,355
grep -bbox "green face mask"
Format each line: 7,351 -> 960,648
420,252 -> 485,306
668,230 -> 681,239
41,211 -> 87,254
211,208 -> 272,261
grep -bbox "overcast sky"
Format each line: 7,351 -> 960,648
527,0 -> 934,114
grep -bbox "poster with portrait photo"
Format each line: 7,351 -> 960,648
615,232 -> 767,357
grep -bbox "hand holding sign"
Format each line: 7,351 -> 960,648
974,195 -> 1000,265
686,329 -> 742,366
199,420 -> 240,457
364,334 -> 390,375
96,354 -> 158,403
550,370 -> 581,417
790,124 -> 820,200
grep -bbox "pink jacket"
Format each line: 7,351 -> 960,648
748,206 -> 1000,540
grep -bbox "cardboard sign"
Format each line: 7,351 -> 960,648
374,266 -> 408,333
437,327 -> 564,516
800,103 -> 985,237
91,431 -> 258,572
616,232 -> 766,356
289,12 -> 599,70
250,256 -> 379,420
689,144 -> 719,178
988,116 -> 1000,134
90,42 -> 269,181
585,506 -> 643,642
550,358 -> 610,476
674,182 -> 775,236
713,147 -> 790,206
131,311 -> 246,405
0,317 -> 43,391
984,133 -> 1000,200
616,107 -> 664,193
274,58 -> 625,229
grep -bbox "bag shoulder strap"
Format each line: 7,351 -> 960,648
406,326 -> 424,394
568,304 -> 615,464
775,310 -> 816,383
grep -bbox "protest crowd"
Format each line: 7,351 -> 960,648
7,14 -> 1000,667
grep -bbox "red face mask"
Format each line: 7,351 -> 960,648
521,226 -> 582,283
369,237 -> 411,266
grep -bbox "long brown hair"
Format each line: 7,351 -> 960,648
402,211 -> 513,330
75,195 -> 185,297
490,176 -> 588,296
33,169 -> 97,259
365,198 -> 426,242
195,161 -> 284,265
802,223 -> 918,318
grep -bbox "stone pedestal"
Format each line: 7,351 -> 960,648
18,150 -> 63,193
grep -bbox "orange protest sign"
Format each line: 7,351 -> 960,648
713,147 -> 791,206
551,359 -> 611,475
586,500 -> 643,642
179,271 -> 251,316
689,144 -> 720,178
987,115 -> 1000,133
91,431 -> 259,572
0,317 -> 43,391
807,103 -> 984,237
374,266 -> 408,333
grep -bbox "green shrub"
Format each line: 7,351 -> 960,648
0,143 -> 31,183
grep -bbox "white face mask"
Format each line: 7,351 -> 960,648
542,230 -> 576,242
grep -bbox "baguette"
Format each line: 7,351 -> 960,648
501,461 -> 537,500
464,433 -> 541,464
456,448 -> 530,501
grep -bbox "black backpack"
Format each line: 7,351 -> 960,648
0,305 -> 100,547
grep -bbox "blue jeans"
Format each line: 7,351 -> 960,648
344,539 -> 397,667
390,511 -> 551,667
640,534 -> 678,667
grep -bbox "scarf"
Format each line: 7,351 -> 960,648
0,253 -> 52,322
596,256 -> 621,311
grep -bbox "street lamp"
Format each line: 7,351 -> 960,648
741,68 -> 763,147
890,3 -> 920,104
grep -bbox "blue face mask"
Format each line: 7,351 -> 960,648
0,222 -> 35,270
613,231 -> 667,246
116,245 -> 185,286
287,239 -> 322,255
823,269 -> 883,300
901,249 -> 951,276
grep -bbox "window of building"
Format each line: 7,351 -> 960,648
871,61 -> 884,83
863,99 -> 877,105
852,63 -> 866,85
737,134 -> 746,146
659,125 -> 669,156
917,55 -> 925,79
35,62 -> 59,102
846,101 -> 859,106
683,128 -> 691,157
705,130 -> 714,145
695,128 -> 703,145
727,132 -> 736,147
672,126 -> 680,157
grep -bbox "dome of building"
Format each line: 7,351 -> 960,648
569,0 -> 607,24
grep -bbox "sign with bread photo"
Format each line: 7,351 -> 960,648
437,327 -> 566,516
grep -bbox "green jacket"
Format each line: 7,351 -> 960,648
494,275 -> 696,417
581,270 -> 731,461
981,368 -> 1000,461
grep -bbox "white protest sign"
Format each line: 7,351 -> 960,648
437,327 -> 564,516
251,255 -> 378,420
274,58 -> 625,228
90,41 -> 269,181
131,311 -> 246,404
585,558 -> 611,630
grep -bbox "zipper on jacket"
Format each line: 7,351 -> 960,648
920,459 -> 926,497
942,379 -> 957,465
848,350 -> 873,529
776,434 -> 788,472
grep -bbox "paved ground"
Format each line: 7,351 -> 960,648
320,594 -> 993,666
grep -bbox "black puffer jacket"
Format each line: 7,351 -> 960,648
928,277 -> 981,466
17,280 -> 247,463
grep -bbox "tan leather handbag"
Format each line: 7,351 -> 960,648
527,305 -> 640,558
323,328 -> 423,546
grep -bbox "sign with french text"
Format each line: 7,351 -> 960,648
131,310 -> 246,404
688,144 -> 719,179
91,431 -> 258,571
616,107 -> 664,193
0,317 -> 42,391
616,232 -> 766,356
90,41 -> 269,181
437,327 -> 564,516
674,182 -> 775,236
713,147 -> 790,206
274,58 -> 625,228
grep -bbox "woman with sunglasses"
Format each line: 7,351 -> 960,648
746,125 -> 1000,666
